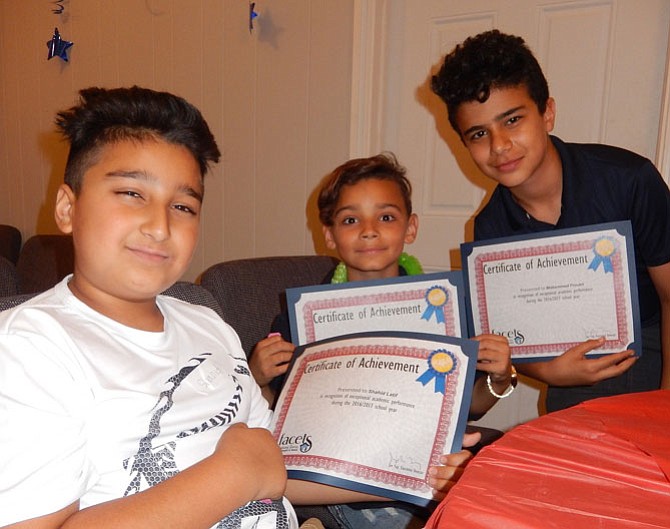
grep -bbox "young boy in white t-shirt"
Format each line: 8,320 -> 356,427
0,87 -> 474,529
0,86 -> 294,529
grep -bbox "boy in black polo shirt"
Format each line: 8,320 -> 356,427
431,29 -> 670,411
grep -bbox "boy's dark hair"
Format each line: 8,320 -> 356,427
55,86 -> 221,193
431,30 -> 550,134
318,152 -> 412,226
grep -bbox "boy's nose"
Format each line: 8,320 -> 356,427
491,131 -> 512,155
360,221 -> 379,239
140,206 -> 170,241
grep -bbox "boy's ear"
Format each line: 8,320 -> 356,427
322,225 -> 337,251
54,184 -> 76,235
404,213 -> 419,244
543,97 -> 556,133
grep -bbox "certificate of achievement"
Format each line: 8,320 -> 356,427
286,272 -> 466,346
270,331 -> 478,506
461,221 -> 641,361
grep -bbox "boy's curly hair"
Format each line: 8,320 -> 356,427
431,30 -> 549,134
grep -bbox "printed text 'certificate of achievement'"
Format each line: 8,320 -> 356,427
286,272 -> 466,346
270,331 -> 478,506
461,221 -> 641,361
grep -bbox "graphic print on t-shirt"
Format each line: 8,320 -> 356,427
122,353 -> 290,529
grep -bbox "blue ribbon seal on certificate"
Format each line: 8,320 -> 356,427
416,349 -> 456,394
588,237 -> 616,273
421,286 -> 449,323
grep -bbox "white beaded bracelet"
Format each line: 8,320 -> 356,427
487,365 -> 518,399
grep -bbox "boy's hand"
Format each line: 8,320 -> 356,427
472,334 -> 513,384
518,337 -> 637,386
426,432 -> 480,500
249,335 -> 295,387
5,425 -> 288,529
215,423 -> 287,501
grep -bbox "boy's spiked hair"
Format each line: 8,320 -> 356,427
431,30 -> 550,134
318,152 -> 412,227
55,86 -> 221,193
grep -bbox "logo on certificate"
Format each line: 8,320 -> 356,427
588,236 -> 617,273
278,432 -> 313,454
416,349 -> 456,394
421,286 -> 449,323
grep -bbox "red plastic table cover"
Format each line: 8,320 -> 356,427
425,390 -> 670,528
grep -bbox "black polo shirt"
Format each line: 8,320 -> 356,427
475,136 -> 670,326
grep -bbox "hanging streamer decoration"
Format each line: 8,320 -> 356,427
249,2 -> 258,33
46,1 -> 73,62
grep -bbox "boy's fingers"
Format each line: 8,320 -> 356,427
584,356 -> 636,384
601,349 -> 636,363
271,353 -> 293,371
268,340 -> 295,353
600,355 -> 637,379
584,349 -> 635,369
461,431 -> 481,448
565,337 -> 606,358
574,349 -> 636,383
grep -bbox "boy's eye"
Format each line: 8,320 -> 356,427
116,190 -> 142,199
342,217 -> 358,225
380,214 -> 395,222
173,203 -> 199,216
506,115 -> 522,126
468,130 -> 487,142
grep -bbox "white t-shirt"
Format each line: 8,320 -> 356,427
0,277 -> 297,528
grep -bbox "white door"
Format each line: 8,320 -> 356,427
351,0 -> 670,430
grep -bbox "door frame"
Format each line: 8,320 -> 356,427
657,33 -> 670,182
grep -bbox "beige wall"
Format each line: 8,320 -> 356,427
0,0 -> 354,280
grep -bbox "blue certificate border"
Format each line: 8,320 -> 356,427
278,330 -> 479,507
460,220 -> 642,361
285,271 -> 467,346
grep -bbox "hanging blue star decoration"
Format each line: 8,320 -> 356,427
47,27 -> 73,62
249,2 -> 258,33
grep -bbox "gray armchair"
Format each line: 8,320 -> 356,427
162,281 -> 224,319
0,256 -> 20,297
199,255 -> 338,358
16,234 -> 74,294
0,225 -> 21,265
